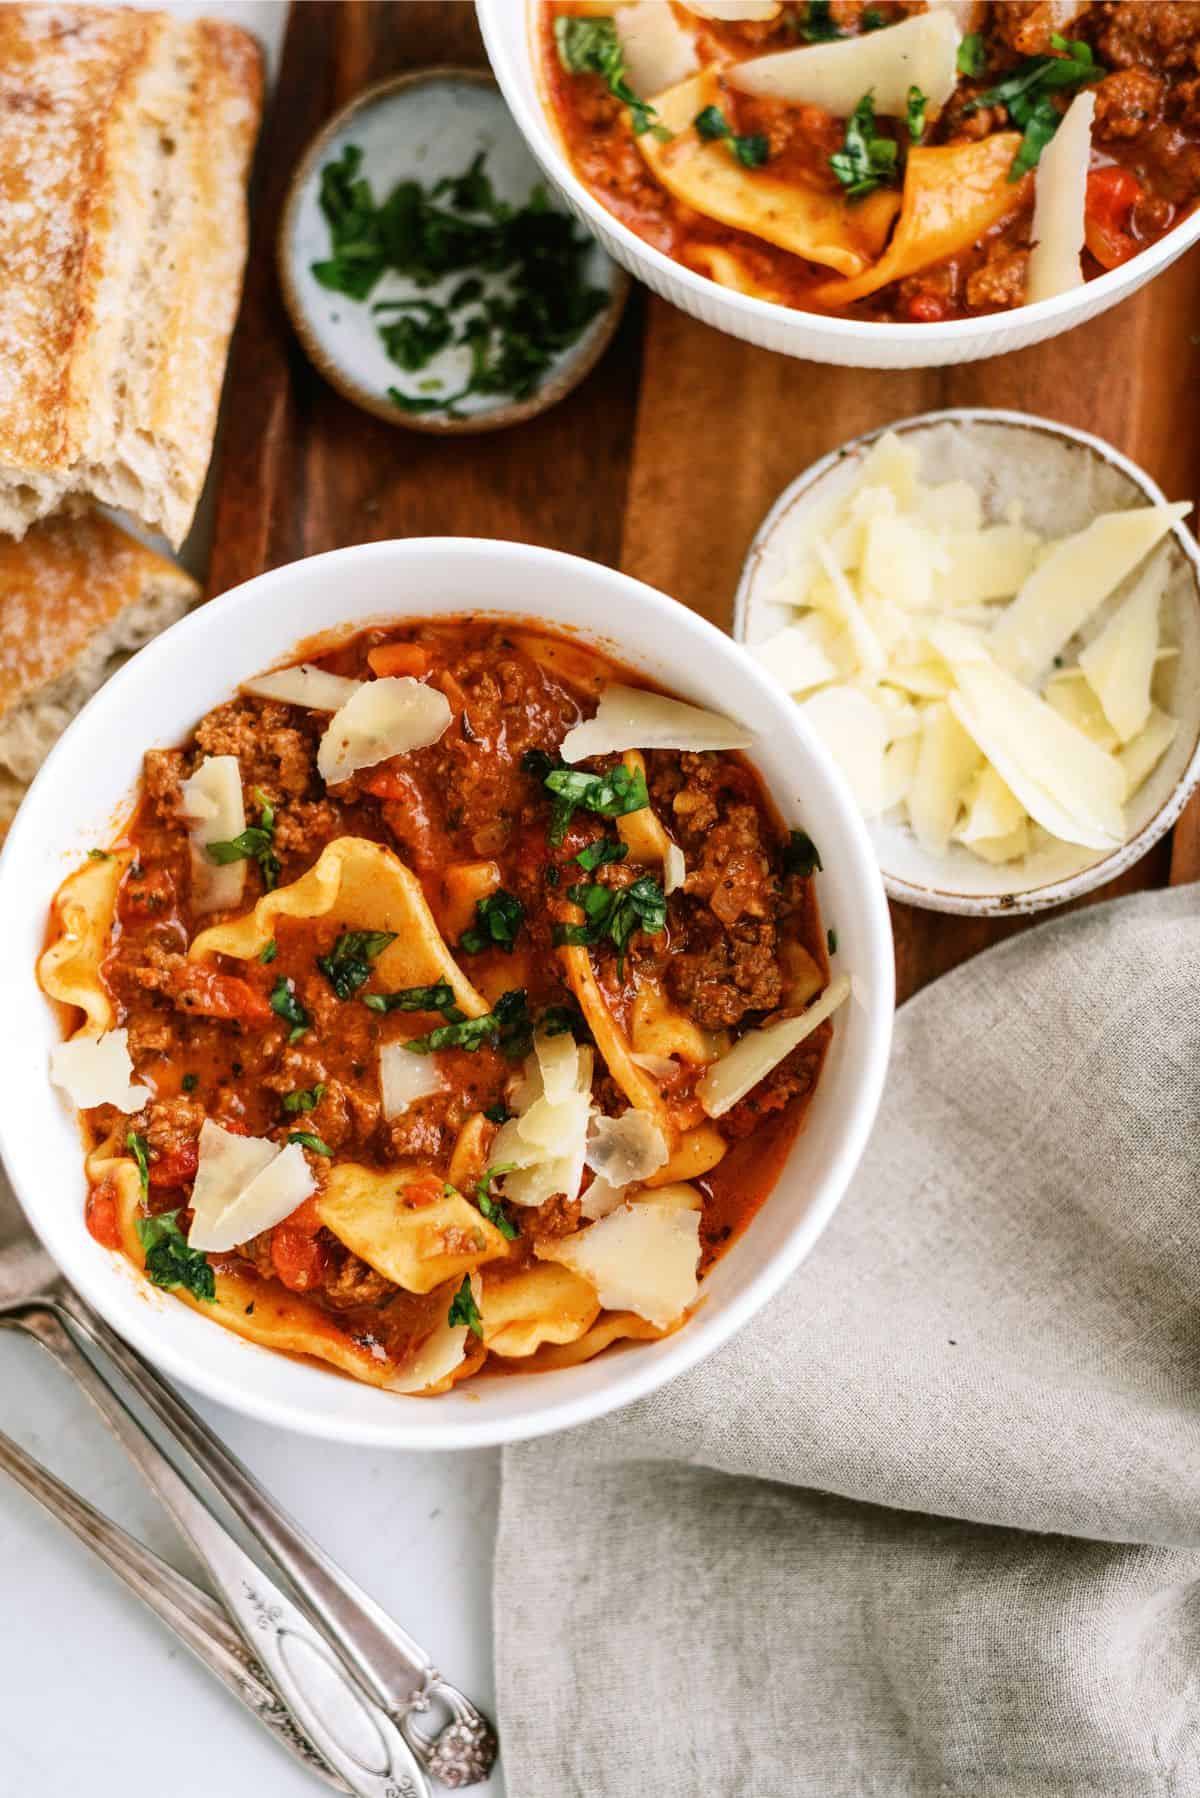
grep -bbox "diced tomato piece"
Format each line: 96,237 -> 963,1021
170,962 -> 274,1024
118,863 -> 177,923
1084,166 -> 1142,270
364,765 -> 418,803
147,1142 -> 199,1190
367,642 -> 432,678
284,1194 -> 324,1234
270,1225 -> 326,1293
904,292 -> 953,324
403,1171 -> 445,1210
86,1180 -> 121,1250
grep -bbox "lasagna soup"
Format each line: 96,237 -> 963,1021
40,621 -> 847,1395
540,1 -> 1200,321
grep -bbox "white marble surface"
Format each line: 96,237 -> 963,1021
0,4 -> 506,1792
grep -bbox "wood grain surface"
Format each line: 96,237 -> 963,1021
210,0 -> 1200,1005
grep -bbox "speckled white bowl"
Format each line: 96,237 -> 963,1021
477,0 -> 1200,370
0,539 -> 892,1449
735,409 -> 1200,916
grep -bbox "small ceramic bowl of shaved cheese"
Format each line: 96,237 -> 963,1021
735,410 -> 1200,915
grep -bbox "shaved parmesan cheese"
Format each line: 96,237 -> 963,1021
908,702 -> 981,855
188,1121 -> 315,1254
935,525 -> 1042,607
749,423 -> 1185,876
586,1111 -> 669,1187
1026,90 -> 1094,305
539,1202 -> 701,1329
699,974 -> 851,1119
580,1176 -> 629,1221
749,622 -> 838,694
880,734 -> 919,813
50,1028 -> 151,1113
317,677 -> 452,785
616,0 -> 698,95
242,665 -> 363,712
679,0 -> 779,17
1078,554 -> 1165,745
379,1040 -> 444,1119
390,1287 -> 474,1394
560,683 -> 752,762
492,1036 -> 595,1209
180,755 -> 246,915
664,841 -> 686,895
814,538 -> 884,672
862,514 -> 940,612
729,10 -> 960,116
989,504 -> 1189,683
1118,707 -> 1179,800
629,1050 -> 678,1079
799,686 -> 887,818
1044,675 -> 1120,753
955,766 -> 1025,846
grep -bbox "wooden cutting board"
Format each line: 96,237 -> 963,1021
209,0 -> 1200,1004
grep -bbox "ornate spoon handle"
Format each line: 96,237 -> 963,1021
20,1302 -> 431,1798
0,1404 -> 352,1793
58,1287 -> 498,1789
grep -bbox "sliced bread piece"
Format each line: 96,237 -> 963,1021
0,8 -> 263,547
0,510 -> 198,830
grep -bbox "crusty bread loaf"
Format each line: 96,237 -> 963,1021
0,8 -> 263,548
0,509 -> 198,830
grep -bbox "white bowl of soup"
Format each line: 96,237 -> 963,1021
477,1 -> 1200,369
0,538 -> 893,1449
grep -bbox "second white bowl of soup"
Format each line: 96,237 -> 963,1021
0,538 -> 893,1449
478,1 -> 1200,368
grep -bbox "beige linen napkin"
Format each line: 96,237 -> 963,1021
495,884 -> 1200,1798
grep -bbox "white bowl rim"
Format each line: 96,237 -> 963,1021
0,536 -> 895,1449
476,0 -> 1200,351
732,405 -> 1200,918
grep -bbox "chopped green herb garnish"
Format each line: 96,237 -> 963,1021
207,788 -> 280,892
313,143 -> 608,417
136,1210 -> 215,1303
404,988 -> 532,1059
447,1274 -> 484,1339
537,1003 -> 584,1039
522,747 -> 563,783
460,890 -> 524,955
553,14 -> 669,140
800,0 -> 842,41
967,34 -> 1103,180
363,981 -> 458,1016
957,31 -> 987,77
830,93 -> 899,199
288,1131 -> 333,1158
553,874 -> 668,978
317,929 -> 397,1000
906,84 -> 927,142
181,1073 -> 198,1094
693,104 -> 769,169
260,940 -> 278,964
126,1129 -> 151,1200
827,927 -> 839,955
87,848 -> 111,862
270,976 -> 310,1040
483,1101 -> 513,1125
283,1083 -> 326,1115
474,1164 -> 520,1241
861,8 -> 886,29
783,830 -> 822,878
574,836 -> 629,874
543,763 -> 649,847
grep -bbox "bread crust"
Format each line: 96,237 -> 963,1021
0,8 -> 264,546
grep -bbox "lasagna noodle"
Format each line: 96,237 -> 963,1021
38,851 -> 133,1033
493,1310 -> 672,1372
811,134 -> 1026,308
189,836 -> 489,1018
480,1262 -> 601,1358
638,72 -> 901,278
97,1139 -> 477,1394
314,1164 -> 514,1293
